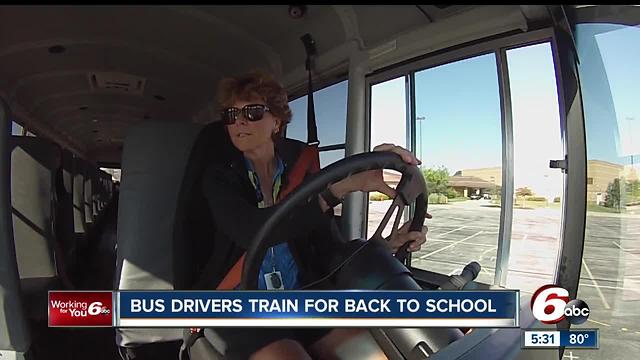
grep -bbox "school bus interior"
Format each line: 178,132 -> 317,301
1,5 -> 638,360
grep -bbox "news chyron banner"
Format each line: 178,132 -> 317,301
49,290 -> 519,328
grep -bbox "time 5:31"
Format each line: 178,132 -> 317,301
531,333 -> 555,344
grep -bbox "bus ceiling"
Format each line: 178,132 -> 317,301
0,5 -> 560,164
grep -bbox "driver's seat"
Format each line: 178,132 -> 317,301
114,120 -> 228,359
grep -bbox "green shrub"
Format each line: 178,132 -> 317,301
369,192 -> 390,201
554,197 -> 561,203
526,196 -> 548,202
446,188 -> 460,199
516,187 -> 533,197
606,178 -> 621,209
427,193 -> 448,204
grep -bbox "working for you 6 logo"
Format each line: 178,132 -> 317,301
49,291 -> 113,327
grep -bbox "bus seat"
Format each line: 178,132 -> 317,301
10,136 -> 70,319
91,169 -> 101,216
115,121 -> 207,355
73,157 -> 87,243
96,172 -> 105,213
89,167 -> 98,217
55,148 -> 76,272
115,120 -> 229,359
83,165 -> 94,225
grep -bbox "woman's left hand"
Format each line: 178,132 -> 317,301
329,143 -> 421,199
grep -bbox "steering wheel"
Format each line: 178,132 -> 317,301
239,151 -> 465,355
240,151 -> 427,290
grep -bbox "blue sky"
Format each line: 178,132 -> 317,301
370,45 -> 565,195
285,25 -> 638,181
413,53 -> 503,173
287,80 -> 348,167
287,80 -> 348,146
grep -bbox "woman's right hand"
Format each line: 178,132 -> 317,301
328,143 -> 421,199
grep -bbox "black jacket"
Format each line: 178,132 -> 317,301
196,134 -> 344,290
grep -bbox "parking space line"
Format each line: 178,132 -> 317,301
420,231 -> 484,259
587,319 -> 611,327
613,241 -> 639,259
430,224 -> 500,230
579,283 -> 640,294
466,225 -> 500,230
562,352 -> 579,359
435,226 -> 467,238
427,239 -> 496,247
482,246 -> 496,255
582,258 -> 611,310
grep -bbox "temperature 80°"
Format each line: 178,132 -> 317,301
569,333 -> 589,345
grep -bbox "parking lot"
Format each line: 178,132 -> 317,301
367,199 -> 640,359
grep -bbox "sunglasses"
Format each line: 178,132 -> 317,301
221,104 -> 271,124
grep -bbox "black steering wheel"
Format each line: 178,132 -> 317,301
240,151 -> 427,290
239,151 -> 465,355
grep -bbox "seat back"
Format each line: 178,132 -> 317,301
83,164 -> 94,224
99,169 -> 112,211
10,136 -> 65,320
115,121 -> 205,348
0,99 -> 31,356
72,157 -> 86,238
10,136 -> 60,286
96,171 -> 104,212
56,148 -> 76,270
90,168 -> 100,216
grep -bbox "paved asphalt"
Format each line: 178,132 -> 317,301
367,199 -> 640,360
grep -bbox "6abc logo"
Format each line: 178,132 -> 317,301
531,284 -> 590,325
87,301 -> 111,316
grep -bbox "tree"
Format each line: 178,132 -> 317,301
516,187 -> 533,197
628,179 -> 640,203
605,178 -> 621,210
422,166 -> 449,195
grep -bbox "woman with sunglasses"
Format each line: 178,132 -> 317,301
201,71 -> 428,360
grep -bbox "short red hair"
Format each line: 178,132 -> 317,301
217,71 -> 292,137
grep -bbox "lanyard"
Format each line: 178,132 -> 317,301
246,157 -> 284,272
